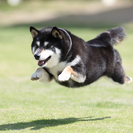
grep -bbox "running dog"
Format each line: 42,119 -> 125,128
30,26 -> 132,88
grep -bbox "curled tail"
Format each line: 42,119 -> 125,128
107,26 -> 126,45
90,26 -> 126,47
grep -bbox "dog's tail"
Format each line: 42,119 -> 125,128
107,26 -> 126,45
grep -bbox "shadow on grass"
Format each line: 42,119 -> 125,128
0,116 -> 111,130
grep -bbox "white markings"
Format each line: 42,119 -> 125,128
71,74 -> 86,83
36,41 -> 40,47
58,71 -> 71,82
39,47 -> 61,68
44,41 -> 49,47
68,55 -> 81,66
55,47 -> 61,54
125,77 -> 132,84
39,50 -> 53,61
49,62 -> 66,79
32,46 -> 36,54
58,66 -> 71,82
31,68 -> 51,83
45,48 -> 61,68
57,55 -> 86,83
34,48 -> 41,57
49,55 -> 82,80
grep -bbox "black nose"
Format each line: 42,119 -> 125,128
34,54 -> 40,60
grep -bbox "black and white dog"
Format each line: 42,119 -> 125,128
30,26 -> 132,88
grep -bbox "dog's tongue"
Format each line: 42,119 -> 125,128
38,56 -> 51,66
38,60 -> 44,66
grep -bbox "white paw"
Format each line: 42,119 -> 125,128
31,68 -> 51,84
58,73 -> 71,82
31,71 -> 42,81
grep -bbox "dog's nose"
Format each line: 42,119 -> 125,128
34,54 -> 40,60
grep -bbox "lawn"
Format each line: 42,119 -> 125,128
0,25 -> 133,133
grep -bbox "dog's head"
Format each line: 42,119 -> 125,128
30,26 -> 71,68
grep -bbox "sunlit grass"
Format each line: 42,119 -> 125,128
0,26 -> 133,132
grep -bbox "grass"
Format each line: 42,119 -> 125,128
0,25 -> 133,133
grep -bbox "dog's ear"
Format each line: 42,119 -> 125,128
30,26 -> 39,38
51,27 -> 62,39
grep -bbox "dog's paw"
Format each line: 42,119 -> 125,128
31,71 -> 42,81
58,73 -> 71,82
125,76 -> 132,84
31,68 -> 51,83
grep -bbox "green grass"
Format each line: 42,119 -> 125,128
0,26 -> 133,133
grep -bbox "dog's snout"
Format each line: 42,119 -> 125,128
34,54 -> 40,60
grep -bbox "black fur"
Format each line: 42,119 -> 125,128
30,26 -> 131,88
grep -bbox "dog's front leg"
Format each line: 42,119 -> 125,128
58,66 -> 86,83
31,68 -> 52,84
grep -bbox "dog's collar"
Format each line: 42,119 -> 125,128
59,28 -> 72,59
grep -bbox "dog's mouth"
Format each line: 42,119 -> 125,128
38,56 -> 51,66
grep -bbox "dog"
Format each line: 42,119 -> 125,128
30,26 -> 132,88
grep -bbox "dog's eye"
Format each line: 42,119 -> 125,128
44,42 -> 51,49
45,43 -> 51,49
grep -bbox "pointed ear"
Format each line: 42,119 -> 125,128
51,27 -> 62,39
30,26 -> 39,38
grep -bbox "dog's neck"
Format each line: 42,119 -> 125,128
59,28 -> 72,60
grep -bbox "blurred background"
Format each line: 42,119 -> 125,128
0,0 -> 133,28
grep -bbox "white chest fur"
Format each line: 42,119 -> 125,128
49,62 -> 66,79
48,55 -> 81,80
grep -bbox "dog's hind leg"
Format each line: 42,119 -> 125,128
124,76 -> 132,84
111,68 -> 132,84
110,50 -> 132,84
111,61 -> 126,84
